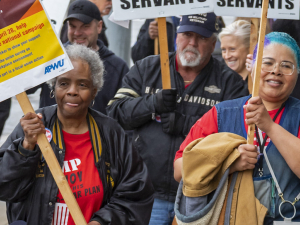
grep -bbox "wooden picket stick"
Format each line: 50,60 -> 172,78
157,17 -> 171,89
249,18 -> 259,58
16,92 -> 87,225
247,0 -> 269,144
248,18 -> 259,94
172,218 -> 178,225
154,37 -> 159,55
154,19 -> 159,55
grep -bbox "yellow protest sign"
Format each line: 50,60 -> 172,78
0,10 -> 64,82
0,0 -> 73,102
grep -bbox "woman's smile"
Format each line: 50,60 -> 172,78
265,78 -> 283,87
66,102 -> 79,107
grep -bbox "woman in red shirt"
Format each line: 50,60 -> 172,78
0,44 -> 154,225
174,32 -> 300,223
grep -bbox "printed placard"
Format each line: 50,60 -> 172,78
112,0 -> 214,20
42,0 -> 70,34
214,0 -> 299,19
0,0 -> 73,102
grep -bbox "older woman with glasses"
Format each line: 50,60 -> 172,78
174,32 -> 300,224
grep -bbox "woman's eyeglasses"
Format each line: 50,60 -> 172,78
262,58 -> 295,75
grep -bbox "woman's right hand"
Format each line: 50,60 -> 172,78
245,54 -> 253,73
148,20 -> 158,40
230,144 -> 259,173
20,112 -> 45,150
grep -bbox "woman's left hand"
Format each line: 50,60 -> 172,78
245,54 -> 253,73
244,96 -> 274,133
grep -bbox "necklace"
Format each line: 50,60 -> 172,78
184,80 -> 194,83
255,102 -> 285,177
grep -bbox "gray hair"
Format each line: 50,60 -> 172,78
211,33 -> 218,42
47,44 -> 104,93
218,20 -> 251,49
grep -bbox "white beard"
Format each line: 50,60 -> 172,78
179,47 -> 201,67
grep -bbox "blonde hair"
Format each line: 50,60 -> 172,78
219,20 -> 251,49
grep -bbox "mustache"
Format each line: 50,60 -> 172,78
182,47 -> 200,55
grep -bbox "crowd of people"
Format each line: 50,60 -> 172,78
0,0 -> 300,225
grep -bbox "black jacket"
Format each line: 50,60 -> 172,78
0,106 -> 154,225
0,98 -> 11,136
107,53 -> 249,202
131,18 -> 176,63
27,40 -> 129,115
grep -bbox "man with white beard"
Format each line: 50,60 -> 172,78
107,13 -> 248,224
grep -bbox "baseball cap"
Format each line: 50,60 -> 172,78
177,13 -> 219,38
64,0 -> 102,24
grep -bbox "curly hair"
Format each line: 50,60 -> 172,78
47,44 -> 104,93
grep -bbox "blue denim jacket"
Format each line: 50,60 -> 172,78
215,95 -> 300,224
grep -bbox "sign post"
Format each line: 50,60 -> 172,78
157,17 -> 171,89
248,18 -> 259,94
0,0 -> 86,224
247,0 -> 269,145
154,36 -> 159,55
154,18 -> 159,55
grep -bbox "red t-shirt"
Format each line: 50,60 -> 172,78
174,101 -> 300,162
52,131 -> 104,225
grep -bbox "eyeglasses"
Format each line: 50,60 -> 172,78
262,58 -> 295,75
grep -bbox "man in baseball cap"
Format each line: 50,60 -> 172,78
173,12 -> 249,217
176,13 -> 219,68
60,0 -> 111,47
107,12 -> 248,225
64,0 -> 103,50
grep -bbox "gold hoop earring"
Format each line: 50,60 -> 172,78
50,90 -> 55,98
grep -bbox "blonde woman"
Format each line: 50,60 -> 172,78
219,20 -> 251,80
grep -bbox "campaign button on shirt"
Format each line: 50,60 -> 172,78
45,128 -> 53,142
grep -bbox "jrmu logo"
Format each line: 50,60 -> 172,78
45,59 -> 64,74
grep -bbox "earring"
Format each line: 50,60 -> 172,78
50,90 -> 55,98
91,100 -> 95,107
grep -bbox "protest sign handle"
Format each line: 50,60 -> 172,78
15,91 -> 87,225
248,18 -> 259,94
154,19 -> 159,55
249,18 -> 259,56
157,17 -> 171,89
154,38 -> 159,55
247,0 -> 269,145
172,217 -> 178,225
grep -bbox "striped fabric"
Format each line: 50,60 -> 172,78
52,114 -> 114,189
